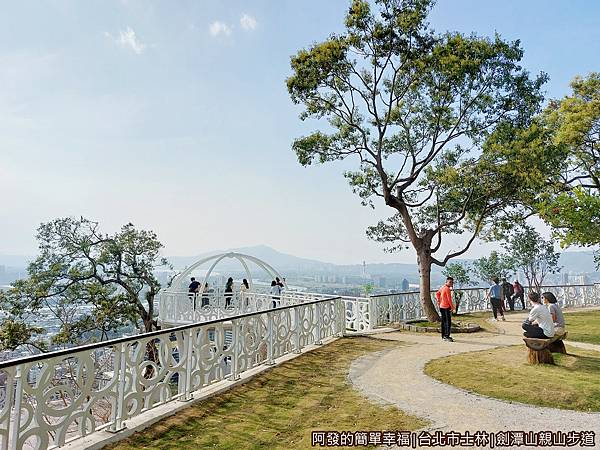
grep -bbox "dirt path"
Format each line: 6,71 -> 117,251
349,310 -> 600,450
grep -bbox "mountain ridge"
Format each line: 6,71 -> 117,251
1,245 -> 597,276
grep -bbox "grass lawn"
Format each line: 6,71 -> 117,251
109,337 -> 426,450
424,345 -> 600,412
564,309 -> 600,345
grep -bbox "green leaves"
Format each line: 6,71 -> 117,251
538,188 -> 600,248
287,0 -> 546,320
0,217 -> 170,352
0,320 -> 46,352
442,262 -> 471,288
472,251 -> 514,283
536,73 -> 600,250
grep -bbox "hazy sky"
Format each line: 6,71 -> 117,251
1,0 -> 599,265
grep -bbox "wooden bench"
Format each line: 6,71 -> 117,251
523,331 -> 567,364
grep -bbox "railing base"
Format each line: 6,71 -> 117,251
106,424 -> 127,434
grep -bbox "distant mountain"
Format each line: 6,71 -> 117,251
165,246 -> 599,281
1,247 -> 597,278
167,245 -> 336,272
167,245 -> 443,279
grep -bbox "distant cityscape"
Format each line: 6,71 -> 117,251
2,245 -> 599,362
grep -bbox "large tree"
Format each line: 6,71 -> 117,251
0,217 -> 170,351
286,0 -> 547,320
537,73 -> 600,256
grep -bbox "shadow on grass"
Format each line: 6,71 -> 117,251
555,351 -> 600,375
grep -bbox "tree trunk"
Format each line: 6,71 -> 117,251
418,251 -> 440,322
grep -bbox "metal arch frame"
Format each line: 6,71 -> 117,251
170,252 -> 285,290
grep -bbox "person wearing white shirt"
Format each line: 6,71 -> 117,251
270,280 -> 281,308
240,279 -> 250,309
522,291 -> 555,339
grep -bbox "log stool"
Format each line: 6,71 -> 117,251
523,331 -> 567,365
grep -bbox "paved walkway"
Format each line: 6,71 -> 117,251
349,310 -> 600,450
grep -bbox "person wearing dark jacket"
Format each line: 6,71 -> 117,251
512,280 -> 526,310
502,278 -> 515,311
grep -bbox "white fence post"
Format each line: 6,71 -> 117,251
230,319 -> 241,381
182,328 -> 195,401
315,303 -> 323,345
7,366 -> 23,450
266,312 -> 275,365
368,297 -> 376,330
294,307 -> 302,353
110,343 -> 127,432
337,298 -> 346,337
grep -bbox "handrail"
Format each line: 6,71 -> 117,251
0,296 -> 341,370
368,283 -> 598,298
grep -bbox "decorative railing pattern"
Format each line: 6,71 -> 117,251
2,284 -> 599,449
158,291 -> 330,326
159,291 -> 375,332
0,297 -> 344,450
370,284 -> 600,325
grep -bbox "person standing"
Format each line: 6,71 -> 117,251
188,277 -> 200,309
512,280 -> 526,310
270,280 -> 281,308
435,277 -> 456,342
502,278 -> 514,311
224,277 -> 234,308
276,277 -> 284,289
486,277 -> 506,321
201,282 -> 210,307
240,278 -> 250,309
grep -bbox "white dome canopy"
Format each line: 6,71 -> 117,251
170,252 -> 284,291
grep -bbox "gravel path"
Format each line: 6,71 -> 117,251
349,310 -> 600,450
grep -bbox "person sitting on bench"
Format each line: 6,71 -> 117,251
522,292 -> 555,339
542,292 -> 565,331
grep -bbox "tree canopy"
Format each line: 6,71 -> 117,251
537,73 -> 600,251
0,217 -> 170,352
287,0 -> 550,320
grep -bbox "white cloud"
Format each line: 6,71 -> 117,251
209,21 -> 232,37
240,14 -> 257,31
105,27 -> 146,54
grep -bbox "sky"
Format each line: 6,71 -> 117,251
1,0 -> 599,265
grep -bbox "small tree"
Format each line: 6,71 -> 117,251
506,225 -> 561,292
441,262 -> 471,313
472,250 -> 514,285
0,217 -> 170,352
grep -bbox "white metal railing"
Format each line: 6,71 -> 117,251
158,291 -> 332,325
370,284 -> 600,326
158,290 -> 376,332
0,297 -> 345,450
160,284 -> 600,333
